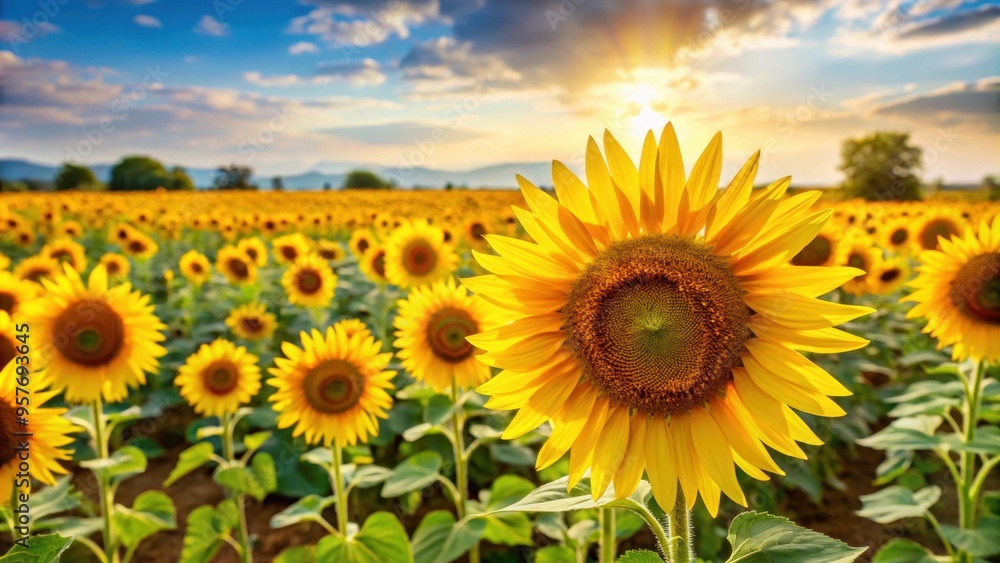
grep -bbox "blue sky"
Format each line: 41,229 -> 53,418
1,0 -> 997,184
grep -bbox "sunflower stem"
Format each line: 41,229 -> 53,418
957,359 -> 985,563
597,507 -> 616,563
222,413 -> 252,563
331,442 -> 349,536
92,398 -> 118,563
450,378 -> 479,563
666,489 -> 692,563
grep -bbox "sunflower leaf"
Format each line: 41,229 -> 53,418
315,511 -> 413,563
381,452 -> 442,498
618,550 -> 664,562
350,465 -> 394,489
243,430 -> 272,454
411,510 -> 485,563
269,494 -> 336,529
81,445 -> 147,485
0,533 -> 73,562
113,491 -> 177,549
856,486 -> 941,524
180,500 -> 239,563
725,511 -> 866,562
164,442 -> 216,487
871,539 -> 936,563
939,516 -> 1000,557
488,476 -> 654,515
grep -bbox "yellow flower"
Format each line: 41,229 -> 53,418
41,238 -> 88,273
838,236 -> 881,295
176,339 -> 261,417
384,219 -> 458,288
394,278 -> 497,392
272,233 -> 312,265
0,362 -> 79,504
915,209 -> 964,251
0,311 -> 18,368
225,303 -> 277,341
463,126 -> 873,516
13,255 -> 61,284
333,318 -> 372,341
905,217 -> 1000,361
99,252 -> 131,278
237,237 -> 268,267
315,239 -> 346,262
22,264 -> 167,403
348,229 -> 375,257
359,245 -> 388,285
268,325 -> 395,446
216,246 -> 257,286
282,254 -> 337,308
790,226 -> 840,267
0,271 -> 39,316
870,257 -> 910,295
880,217 -> 916,256
179,250 -> 212,284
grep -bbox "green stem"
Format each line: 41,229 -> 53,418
959,360 -> 984,532
666,489 -> 692,563
633,503 -> 671,560
450,379 -> 479,563
332,442 -> 349,535
222,414 -> 252,563
599,508 -> 616,563
92,398 -> 117,563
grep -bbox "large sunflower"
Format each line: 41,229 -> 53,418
394,278 -> 497,392
176,339 -> 261,417
0,362 -> 79,505
384,219 -> 458,288
282,254 -> 337,308
225,302 -> 278,341
0,311 -> 18,369
463,127 -> 873,516
905,217 -> 1000,361
915,210 -> 964,251
268,325 -> 395,446
22,264 -> 167,403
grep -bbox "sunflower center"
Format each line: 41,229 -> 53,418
920,219 -> 959,250
50,250 -> 72,263
357,239 -> 370,254
53,299 -> 125,367
240,316 -> 264,333
295,269 -> 323,294
427,307 -> 478,363
372,251 -> 386,278
0,401 -> 20,466
128,240 -> 145,253
204,362 -> 240,395
0,292 -> 15,314
950,253 -> 1000,324
847,253 -> 866,270
890,228 -> 908,245
227,258 -> 249,279
245,248 -> 259,261
791,235 -> 832,266
403,241 -> 438,276
280,246 -> 298,261
470,223 -> 486,238
302,360 -> 364,414
880,268 -> 901,283
0,335 -> 16,368
191,262 -> 204,274
24,268 -> 50,283
563,235 -> 750,415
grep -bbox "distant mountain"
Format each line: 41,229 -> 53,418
0,158 -> 558,190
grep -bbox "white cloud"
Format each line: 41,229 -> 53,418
193,15 -> 230,37
133,15 -> 162,28
289,41 -> 319,55
244,58 -> 386,88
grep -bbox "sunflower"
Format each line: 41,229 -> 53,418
216,246 -> 257,286
838,236 -> 881,295
0,272 -> 37,318
273,233 -> 312,265
333,318 -> 372,340
0,253 -> 8,271
176,339 -> 261,417
0,362 -> 79,505
880,217 -> 915,256
0,312 -> 18,369
282,255 -> 337,308
315,239 -> 346,262
108,223 -> 137,245
179,250 -> 212,285
359,246 -> 388,285
463,126 -> 873,516
905,217 -> 1000,361
99,253 -> 131,278
790,226 -> 840,267
21,264 -> 167,403
225,302 -> 277,341
384,219 -> 458,288
237,237 -> 268,267
10,230 -> 35,248
13,255 -> 61,284
41,238 -> 88,273
915,210 -> 963,251
394,278 -> 497,392
56,220 -> 83,239
870,257 -> 910,295
268,325 -> 395,446
349,229 -> 375,257
465,217 -> 490,247
122,231 -> 159,260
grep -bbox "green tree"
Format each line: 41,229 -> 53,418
984,175 -> 1000,201
215,164 -> 255,190
342,169 -> 390,189
272,176 -> 284,191
169,166 -> 195,190
0,180 -> 29,192
839,131 -> 923,201
109,156 -> 171,191
54,163 -> 99,191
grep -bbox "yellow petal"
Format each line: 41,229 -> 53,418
643,415 -> 678,511
745,338 -> 852,396
705,150 -> 759,240
690,407 -> 746,506
589,405 -> 630,500
744,292 -> 875,329
567,395 -> 610,490
613,414 -> 648,499
536,383 -> 600,470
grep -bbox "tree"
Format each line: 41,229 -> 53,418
272,176 -> 284,191
109,156 -> 171,191
322,182 -> 332,191
0,180 -> 29,192
170,166 -> 195,190
985,175 -> 1000,201
342,169 -> 390,190
839,132 -> 923,201
215,164 -> 255,190
54,163 -> 99,191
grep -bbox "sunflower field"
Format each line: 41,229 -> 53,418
1,127 -> 999,563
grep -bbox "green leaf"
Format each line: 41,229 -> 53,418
940,516 -> 1000,557
725,511 -> 866,562
491,476 -> 653,514
274,545 -> 316,563
0,533 -> 73,562
105,402 -> 164,429
81,445 -> 147,484
301,447 -> 334,470
381,452 -> 442,498
243,431 -> 272,452
856,417 -> 944,451
315,512 -> 413,563
270,495 -> 336,529
213,452 -> 277,501
113,491 -> 177,549
479,475 -> 536,546
426,394 -> 456,425
535,545 -> 576,563
490,444 -> 536,466
350,465 -> 393,489
468,424 -> 503,440
956,426 -> 1000,455
856,486 -> 941,524
887,396 -> 961,418
180,500 -> 240,563
164,442 -> 216,486
871,539 -> 936,563
32,516 -> 102,538
411,510 -> 486,563
618,550 -> 664,562
27,476 -> 81,520
195,425 -> 224,440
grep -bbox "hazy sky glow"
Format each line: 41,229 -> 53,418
1,0 -> 997,184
